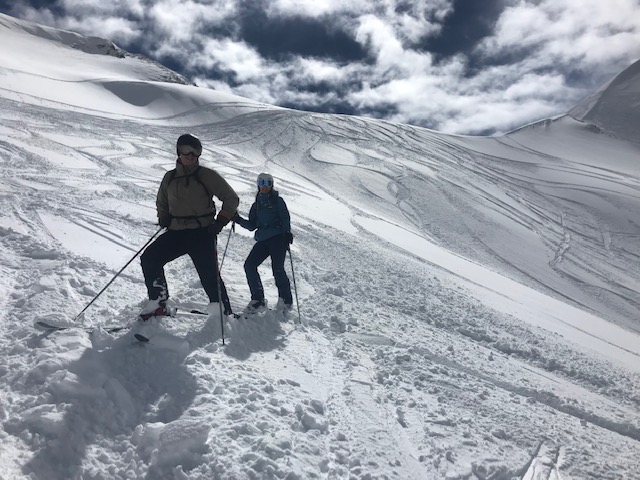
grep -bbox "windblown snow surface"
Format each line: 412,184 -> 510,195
0,12 -> 639,480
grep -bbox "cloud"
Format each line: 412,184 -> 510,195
9,0 -> 145,44
417,0 -> 502,58
267,0 -> 364,18
238,3 -> 367,62
479,0 -> 640,71
199,38 -> 267,83
2,0 -> 639,135
147,0 -> 237,43
356,14 -> 435,76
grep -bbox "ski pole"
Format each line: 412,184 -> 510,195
213,236 -> 226,345
219,222 -> 234,272
73,226 -> 163,322
287,246 -> 302,324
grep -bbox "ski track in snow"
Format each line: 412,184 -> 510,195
1,65 -> 640,478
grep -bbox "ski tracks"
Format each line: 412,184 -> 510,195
521,441 -> 565,480
324,334 -> 427,479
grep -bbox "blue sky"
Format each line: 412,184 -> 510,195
2,0 -> 639,135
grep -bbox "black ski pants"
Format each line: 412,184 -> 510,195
140,227 -> 232,313
244,234 -> 292,305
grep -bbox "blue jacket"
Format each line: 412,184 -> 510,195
236,190 -> 291,242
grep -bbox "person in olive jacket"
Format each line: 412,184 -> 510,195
234,172 -> 293,314
139,133 -> 239,320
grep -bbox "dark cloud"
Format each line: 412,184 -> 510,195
281,99 -> 358,116
392,0 -> 416,16
290,79 -> 351,97
563,67 -> 594,85
193,62 -> 244,88
467,45 -> 537,78
422,0 -> 506,59
236,3 -> 367,63
356,103 -> 401,122
274,76 -> 364,116
0,0 -> 62,16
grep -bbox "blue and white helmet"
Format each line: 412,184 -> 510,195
257,172 -> 274,188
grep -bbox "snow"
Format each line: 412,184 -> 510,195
355,216 -> 640,371
1,11 -> 640,480
570,58 -> 640,145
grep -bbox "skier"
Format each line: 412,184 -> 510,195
234,172 -> 294,314
138,133 -> 239,321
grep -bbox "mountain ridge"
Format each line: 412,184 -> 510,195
570,58 -> 640,144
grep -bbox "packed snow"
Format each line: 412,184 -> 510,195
0,12 -> 639,480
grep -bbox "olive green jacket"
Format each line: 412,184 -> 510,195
157,161 -> 239,230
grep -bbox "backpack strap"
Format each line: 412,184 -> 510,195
192,167 -> 212,199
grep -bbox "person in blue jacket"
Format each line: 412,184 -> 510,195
234,173 -> 294,313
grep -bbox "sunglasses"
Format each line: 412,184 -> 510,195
178,145 -> 201,157
258,179 -> 272,187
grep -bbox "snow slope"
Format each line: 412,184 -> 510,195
0,13 -> 639,480
570,58 -> 640,145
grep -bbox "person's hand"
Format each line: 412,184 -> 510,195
158,215 -> 171,228
209,217 -> 226,236
233,212 -> 245,223
285,232 -> 294,244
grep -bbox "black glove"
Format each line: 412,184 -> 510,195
285,232 -> 294,245
233,212 -> 245,223
158,215 -> 171,228
209,217 -> 227,236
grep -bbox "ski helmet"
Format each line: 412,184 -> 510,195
176,133 -> 202,156
257,172 -> 274,188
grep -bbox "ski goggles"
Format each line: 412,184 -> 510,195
258,179 -> 272,187
178,145 -> 201,157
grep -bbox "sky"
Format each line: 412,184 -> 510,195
2,0 -> 640,135
1,15 -> 640,479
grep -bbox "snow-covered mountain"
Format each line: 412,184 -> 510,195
0,12 -> 639,480
570,57 -> 640,145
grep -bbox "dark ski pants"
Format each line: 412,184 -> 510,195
140,227 -> 232,313
244,234 -> 292,305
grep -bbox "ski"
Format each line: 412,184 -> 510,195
36,306 -> 243,344
36,307 -> 208,335
236,307 -> 291,320
178,308 -> 208,316
176,307 -> 239,319
135,309 -> 237,343
36,321 -> 129,333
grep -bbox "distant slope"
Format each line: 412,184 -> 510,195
570,58 -> 640,144
0,12 -> 272,124
0,13 -> 192,85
